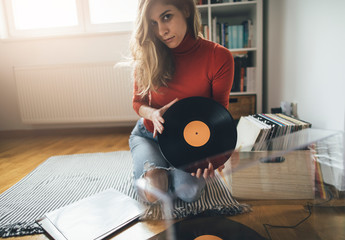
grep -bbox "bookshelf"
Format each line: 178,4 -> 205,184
197,0 -> 263,113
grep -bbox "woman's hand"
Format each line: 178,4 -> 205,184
191,163 -> 225,179
150,98 -> 178,138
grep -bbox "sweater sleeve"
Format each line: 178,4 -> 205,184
211,45 -> 234,109
132,79 -> 149,116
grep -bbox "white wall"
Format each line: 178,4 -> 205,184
0,33 -> 132,130
266,0 -> 345,131
1,0 -> 345,132
0,2 -> 7,38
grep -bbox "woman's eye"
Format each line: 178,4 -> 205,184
151,21 -> 157,27
163,14 -> 172,21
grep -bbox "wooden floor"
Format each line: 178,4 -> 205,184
0,128 -> 344,240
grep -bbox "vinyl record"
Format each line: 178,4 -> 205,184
148,216 -> 266,240
158,96 -> 237,173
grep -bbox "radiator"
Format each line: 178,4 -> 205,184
14,62 -> 139,124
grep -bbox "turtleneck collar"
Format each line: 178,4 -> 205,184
172,31 -> 200,55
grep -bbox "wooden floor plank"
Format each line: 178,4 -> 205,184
0,128 -> 344,240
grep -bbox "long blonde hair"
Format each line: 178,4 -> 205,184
130,0 -> 201,97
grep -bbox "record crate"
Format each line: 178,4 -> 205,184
228,94 -> 256,121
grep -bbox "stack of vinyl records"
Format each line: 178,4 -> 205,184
236,113 -> 311,151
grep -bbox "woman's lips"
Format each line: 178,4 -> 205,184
164,36 -> 175,43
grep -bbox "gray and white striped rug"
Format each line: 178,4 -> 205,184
0,151 -> 249,238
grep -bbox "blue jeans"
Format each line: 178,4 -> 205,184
129,118 -> 206,203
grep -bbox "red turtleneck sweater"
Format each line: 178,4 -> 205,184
132,33 -> 234,133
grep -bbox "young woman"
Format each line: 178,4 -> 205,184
129,0 -> 234,203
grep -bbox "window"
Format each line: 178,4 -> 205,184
88,0 -> 138,24
2,0 -> 138,38
11,0 -> 79,30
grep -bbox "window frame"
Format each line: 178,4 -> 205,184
1,0 -> 136,39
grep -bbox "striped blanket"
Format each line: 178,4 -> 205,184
0,151 -> 249,237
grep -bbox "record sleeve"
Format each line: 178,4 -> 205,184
36,189 -> 143,240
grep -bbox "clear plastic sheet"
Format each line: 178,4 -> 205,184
135,128 -> 345,240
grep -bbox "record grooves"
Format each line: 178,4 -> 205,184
148,216 -> 266,240
158,97 -> 237,173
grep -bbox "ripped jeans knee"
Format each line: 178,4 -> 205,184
129,119 -> 206,203
136,167 -> 170,204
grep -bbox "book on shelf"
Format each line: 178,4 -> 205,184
229,25 -> 239,49
221,22 -> 227,48
231,53 -> 256,93
212,17 -> 217,45
246,67 -> 256,92
242,19 -> 254,48
197,0 -> 208,5
231,53 -> 255,93
202,24 -> 210,40
210,0 -> 253,3
237,25 -> 244,49
236,113 -> 312,151
231,55 -> 243,92
211,18 -> 253,49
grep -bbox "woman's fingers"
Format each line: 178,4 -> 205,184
159,98 -> 178,117
203,168 -> 209,179
203,163 -> 214,178
208,163 -> 214,178
151,111 -> 165,137
153,98 -> 178,137
191,163 -> 219,179
218,164 -> 225,172
153,128 -> 158,138
154,118 -> 164,132
164,98 -> 179,110
196,168 -> 202,178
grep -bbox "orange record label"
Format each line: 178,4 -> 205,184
183,120 -> 210,147
194,235 -> 223,240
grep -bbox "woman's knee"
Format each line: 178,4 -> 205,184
174,178 -> 205,202
172,169 -> 205,202
138,168 -> 169,204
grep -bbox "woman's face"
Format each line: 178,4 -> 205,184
149,2 -> 188,49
